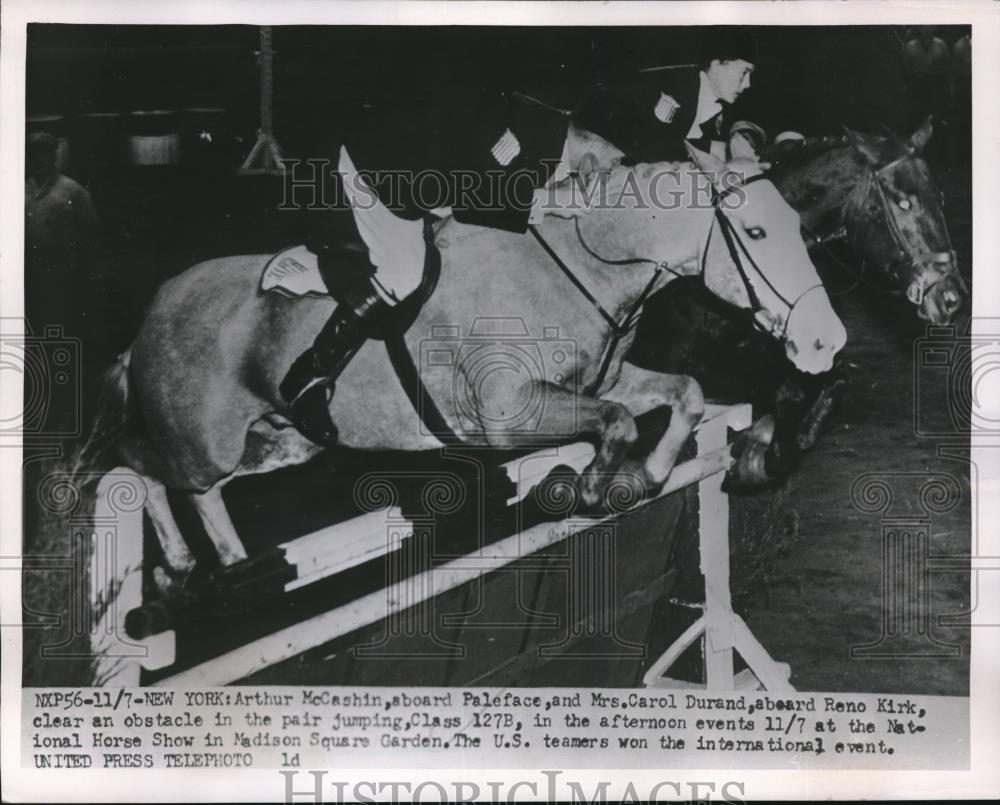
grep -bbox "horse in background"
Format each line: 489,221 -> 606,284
631,117 -> 966,484
771,117 -> 964,323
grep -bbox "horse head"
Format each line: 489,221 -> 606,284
685,145 -> 846,375
575,148 -> 845,375
844,118 -> 967,324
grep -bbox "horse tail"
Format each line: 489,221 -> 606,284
69,349 -> 132,478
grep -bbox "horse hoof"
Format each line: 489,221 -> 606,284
600,464 -> 649,514
530,464 -> 580,518
152,563 -> 193,594
763,438 -> 799,480
749,414 -> 776,446
797,378 -> 848,450
152,566 -> 176,595
124,601 -> 172,640
727,437 -> 774,489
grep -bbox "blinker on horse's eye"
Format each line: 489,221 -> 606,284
746,226 -> 766,240
898,198 -> 912,211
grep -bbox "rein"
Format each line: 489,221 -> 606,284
526,173 -> 818,392
865,158 -> 956,305
527,220 -> 672,394
801,149 -> 956,300
708,178 -> 824,339
800,168 -> 887,295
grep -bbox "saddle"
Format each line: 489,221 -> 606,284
260,215 -> 441,337
260,213 -> 454,442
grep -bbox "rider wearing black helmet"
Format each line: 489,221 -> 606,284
610,26 -> 759,163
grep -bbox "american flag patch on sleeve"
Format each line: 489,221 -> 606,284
490,129 -> 522,166
654,93 -> 680,123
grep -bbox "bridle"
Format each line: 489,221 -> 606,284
804,150 -> 956,305
706,176 -> 824,340
528,173 -> 821,393
529,217 -> 672,394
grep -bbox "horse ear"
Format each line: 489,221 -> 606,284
843,126 -> 883,166
686,142 -> 728,190
577,152 -> 600,187
910,116 -> 934,153
728,131 -> 758,162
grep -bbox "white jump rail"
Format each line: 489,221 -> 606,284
90,402 -> 793,690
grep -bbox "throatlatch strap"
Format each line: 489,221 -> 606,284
383,325 -> 463,446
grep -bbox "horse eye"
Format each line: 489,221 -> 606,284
746,226 -> 766,240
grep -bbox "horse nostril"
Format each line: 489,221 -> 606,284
814,338 -> 825,351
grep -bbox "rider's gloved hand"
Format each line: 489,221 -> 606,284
531,153 -> 629,221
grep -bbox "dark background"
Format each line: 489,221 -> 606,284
27,24 -> 970,155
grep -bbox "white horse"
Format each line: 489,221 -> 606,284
78,145 -> 847,577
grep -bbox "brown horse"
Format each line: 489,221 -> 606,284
630,119 -> 966,486
79,146 -> 846,575
770,117 -> 966,323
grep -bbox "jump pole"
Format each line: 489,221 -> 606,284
153,404 -> 752,686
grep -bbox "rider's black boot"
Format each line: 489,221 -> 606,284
280,281 -> 390,446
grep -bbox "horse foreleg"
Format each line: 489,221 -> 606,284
601,362 -> 705,488
143,476 -> 195,576
493,382 -> 639,509
189,484 -> 248,566
797,375 -> 848,450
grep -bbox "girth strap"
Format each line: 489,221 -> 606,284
528,223 -> 667,395
384,325 -> 464,446
382,221 -> 463,446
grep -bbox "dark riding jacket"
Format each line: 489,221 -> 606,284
596,65 -> 732,163
339,89 -> 571,233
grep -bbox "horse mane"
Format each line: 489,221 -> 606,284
763,127 -> 912,172
611,159 -> 698,194
581,160 -> 707,267
760,134 -> 851,167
